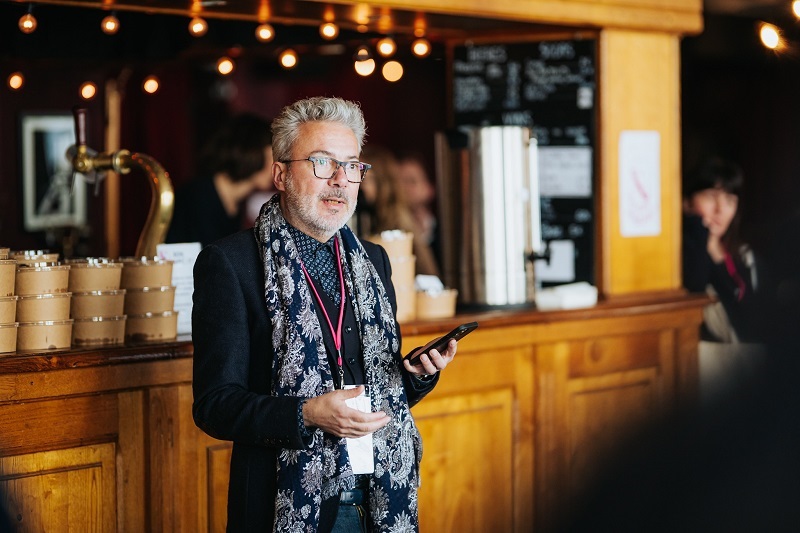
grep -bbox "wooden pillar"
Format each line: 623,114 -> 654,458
598,29 -> 684,296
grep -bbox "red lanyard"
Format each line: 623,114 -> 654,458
300,236 -> 347,389
723,251 -> 747,302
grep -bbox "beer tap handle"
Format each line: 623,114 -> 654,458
73,106 -> 88,149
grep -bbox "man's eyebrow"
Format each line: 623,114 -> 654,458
309,150 -> 360,161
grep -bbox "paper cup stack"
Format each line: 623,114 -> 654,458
12,251 -> 72,352
67,258 -> 126,347
366,230 -> 416,322
120,257 -> 177,342
0,247 -> 18,354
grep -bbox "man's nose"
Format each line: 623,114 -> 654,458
330,163 -> 349,185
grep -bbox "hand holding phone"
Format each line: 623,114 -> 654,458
404,322 -> 478,365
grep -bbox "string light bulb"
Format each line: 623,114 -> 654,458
255,23 -> 275,42
101,13 -> 120,35
793,0 -> 800,18
412,38 -> 432,58
354,45 -> 371,61
217,57 -> 235,75
759,22 -> 782,50
8,72 -> 24,90
354,58 -> 376,76
376,37 -> 396,57
189,17 -> 208,37
382,60 -> 403,82
143,76 -> 160,94
18,5 -> 37,34
319,22 -> 339,40
80,82 -> 97,100
279,49 -> 298,69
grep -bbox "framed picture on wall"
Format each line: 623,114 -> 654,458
20,113 -> 86,231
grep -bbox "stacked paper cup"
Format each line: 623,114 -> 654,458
12,251 -> 72,352
0,247 -> 19,354
68,258 -> 126,347
120,257 -> 177,343
366,230 -> 416,323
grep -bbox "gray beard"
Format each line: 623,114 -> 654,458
283,173 -> 357,239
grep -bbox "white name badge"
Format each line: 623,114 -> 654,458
344,385 -> 375,474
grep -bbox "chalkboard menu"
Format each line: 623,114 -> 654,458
450,38 -> 596,286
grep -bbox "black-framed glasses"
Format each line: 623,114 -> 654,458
280,156 -> 371,183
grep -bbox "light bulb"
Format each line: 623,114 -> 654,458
80,82 -> 97,100
794,0 -> 800,18
382,60 -> 403,82
143,76 -> 160,94
18,13 -> 37,34
412,38 -> 431,58
354,45 -> 371,61
8,72 -> 24,90
189,17 -> 208,37
319,22 -> 339,40
255,23 -> 275,42
101,14 -> 120,34
376,37 -> 396,57
217,57 -> 235,75
759,23 -> 782,50
279,49 -> 298,69
354,58 -> 376,76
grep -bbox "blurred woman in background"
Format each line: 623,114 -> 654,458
166,113 -> 273,247
356,145 -> 440,277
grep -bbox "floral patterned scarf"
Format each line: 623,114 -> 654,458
254,195 -> 422,532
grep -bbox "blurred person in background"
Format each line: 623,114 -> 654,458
394,151 -> 440,266
356,145 -> 440,276
682,156 -> 764,343
682,156 -> 768,405
166,113 -> 273,247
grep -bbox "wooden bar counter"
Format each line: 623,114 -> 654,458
0,293 -> 706,532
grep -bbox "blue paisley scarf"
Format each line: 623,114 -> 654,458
254,194 -> 422,533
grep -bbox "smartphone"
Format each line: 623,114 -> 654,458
404,322 -> 479,365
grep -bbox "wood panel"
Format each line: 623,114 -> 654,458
599,29 -> 683,295
357,0 -> 703,33
0,444 -> 116,532
205,443 -> 232,533
414,387 -> 515,533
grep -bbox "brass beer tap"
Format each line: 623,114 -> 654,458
69,107 -> 174,258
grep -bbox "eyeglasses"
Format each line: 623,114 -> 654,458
280,156 -> 371,183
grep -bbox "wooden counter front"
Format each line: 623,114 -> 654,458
0,293 -> 705,532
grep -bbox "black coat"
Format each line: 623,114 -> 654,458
191,228 -> 436,531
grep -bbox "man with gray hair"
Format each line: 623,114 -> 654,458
191,96 -> 458,532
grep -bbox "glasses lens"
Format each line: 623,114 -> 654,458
310,157 -> 334,179
343,162 -> 363,183
309,157 -> 365,182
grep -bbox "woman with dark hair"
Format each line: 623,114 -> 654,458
682,157 -> 761,340
682,157 -> 767,403
166,113 -> 274,247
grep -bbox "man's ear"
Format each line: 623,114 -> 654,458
273,162 -> 287,192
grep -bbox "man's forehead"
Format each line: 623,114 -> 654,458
295,121 -> 358,154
